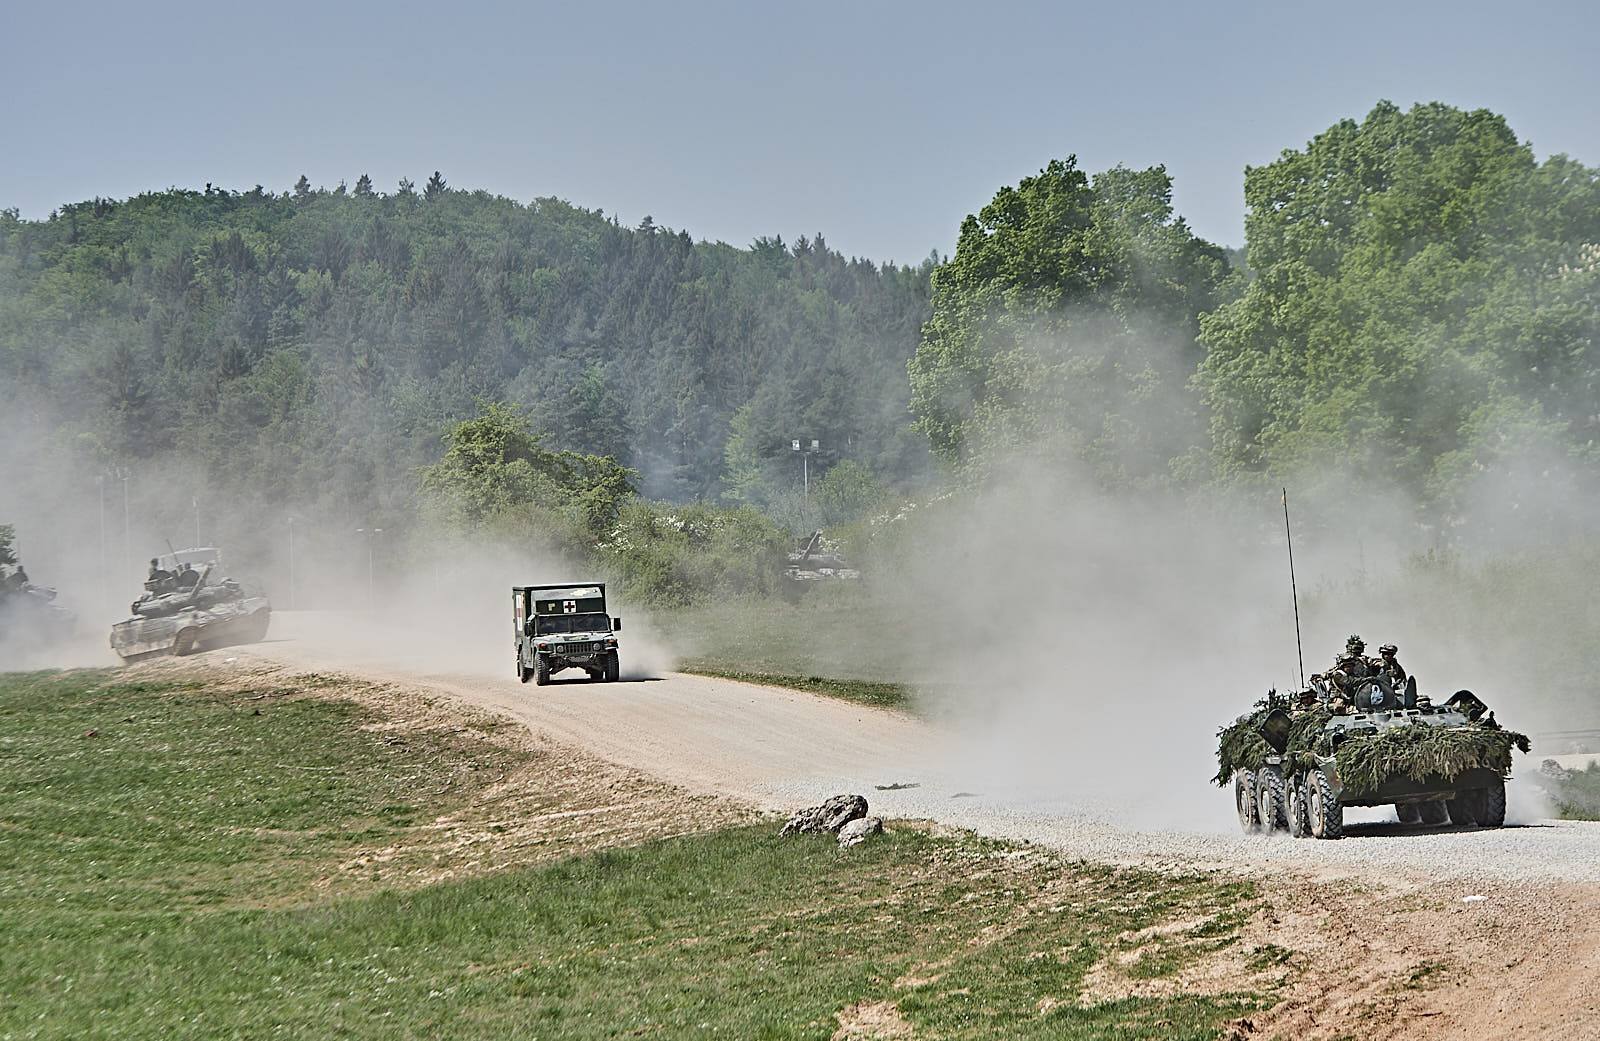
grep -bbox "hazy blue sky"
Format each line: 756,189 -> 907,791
7,1 -> 1598,262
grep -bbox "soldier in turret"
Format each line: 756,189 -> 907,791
1375,643 -> 1407,687
146,558 -> 175,594
1329,634 -> 1373,696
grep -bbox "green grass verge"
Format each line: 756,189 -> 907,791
2,668 -> 1272,1039
677,662 -> 910,709
1541,761 -> 1600,820
661,585 -> 928,709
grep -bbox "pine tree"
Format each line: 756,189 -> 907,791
354,173 -> 374,197
424,171 -> 447,201
293,174 -> 312,200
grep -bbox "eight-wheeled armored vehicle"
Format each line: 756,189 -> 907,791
512,583 -> 622,685
110,551 -> 271,661
1217,673 -> 1529,839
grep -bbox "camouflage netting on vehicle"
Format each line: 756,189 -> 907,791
1331,723 -> 1531,796
1213,710 -> 1275,785
1213,701 -> 1528,796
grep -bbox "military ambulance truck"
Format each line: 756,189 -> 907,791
512,584 -> 622,685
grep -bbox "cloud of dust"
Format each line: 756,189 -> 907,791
275,530 -> 678,683
0,391 -> 672,682
855,379 -> 1593,836
869,465 -> 1295,832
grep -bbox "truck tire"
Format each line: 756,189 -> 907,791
1447,792 -> 1481,826
1257,766 -> 1288,832
1288,775 -> 1311,838
1418,801 -> 1448,826
518,653 -> 533,684
534,656 -> 549,686
1396,803 -> 1422,825
1308,767 -> 1343,839
1234,769 -> 1260,833
1479,781 -> 1507,828
604,652 -> 620,682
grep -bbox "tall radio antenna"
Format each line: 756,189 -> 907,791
1282,488 -> 1305,689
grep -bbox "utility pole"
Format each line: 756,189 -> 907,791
121,471 -> 131,594
193,497 -> 201,547
97,475 -> 107,609
287,516 -> 296,610
356,527 -> 383,610
790,438 -> 819,528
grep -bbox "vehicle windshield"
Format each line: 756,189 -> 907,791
535,613 -> 610,636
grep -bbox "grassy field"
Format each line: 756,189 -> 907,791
2,668 -> 1276,1039
668,585 -> 920,709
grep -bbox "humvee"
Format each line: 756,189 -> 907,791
512,584 -> 621,685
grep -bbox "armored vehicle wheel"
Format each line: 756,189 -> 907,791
1447,791 -> 1482,826
1287,775 -> 1311,838
1308,767 -> 1343,839
1418,801 -> 1449,826
534,656 -> 550,686
1256,766 -> 1288,832
1479,781 -> 1507,828
518,655 -> 533,684
603,652 -> 620,682
1234,769 -> 1260,833
1396,803 -> 1422,825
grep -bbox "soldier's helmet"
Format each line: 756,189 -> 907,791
1379,643 -> 1398,656
1345,634 -> 1365,654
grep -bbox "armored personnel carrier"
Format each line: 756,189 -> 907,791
110,551 -> 270,661
1217,673 -> 1529,839
512,583 -> 621,685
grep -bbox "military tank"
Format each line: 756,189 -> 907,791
110,555 -> 270,661
0,576 -> 77,643
1216,673 -> 1530,839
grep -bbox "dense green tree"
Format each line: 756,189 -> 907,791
907,157 -> 1233,482
423,171 -> 448,201
418,402 -> 633,532
1198,101 -> 1600,506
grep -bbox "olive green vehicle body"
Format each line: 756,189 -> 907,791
1218,681 -> 1530,839
512,584 -> 622,686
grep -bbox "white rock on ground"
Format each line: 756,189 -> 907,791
837,816 -> 884,848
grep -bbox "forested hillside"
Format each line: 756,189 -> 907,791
0,176 -> 934,525
4,100 -> 1597,608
